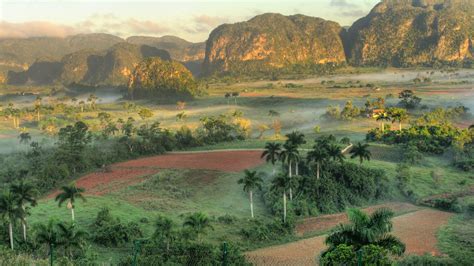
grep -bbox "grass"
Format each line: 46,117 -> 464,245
438,214 -> 474,265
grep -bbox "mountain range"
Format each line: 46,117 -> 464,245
2,0 -> 473,86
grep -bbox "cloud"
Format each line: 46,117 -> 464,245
184,15 -> 229,34
0,21 -> 80,39
78,14 -> 170,36
341,9 -> 368,17
330,0 -> 358,8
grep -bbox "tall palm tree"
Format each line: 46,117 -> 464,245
307,145 -> 328,179
261,142 -> 281,175
35,219 -> 60,258
183,212 -> 213,241
271,174 -> 292,223
376,113 -> 391,132
349,142 -> 372,165
0,190 -> 24,249
10,180 -> 38,241
327,143 -> 345,163
57,222 -> 87,258
55,184 -> 86,222
285,131 -> 306,147
324,208 -> 405,256
389,108 -> 408,131
238,170 -> 263,218
279,143 -> 300,200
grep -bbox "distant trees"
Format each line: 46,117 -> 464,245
399,90 -> 421,109
388,108 -> 408,130
375,113 -> 391,132
55,184 -> 86,222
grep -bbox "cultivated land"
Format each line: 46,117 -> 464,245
1,68 -> 473,264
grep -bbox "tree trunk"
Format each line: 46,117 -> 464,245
71,207 -> 75,222
250,190 -> 254,218
22,222 -> 27,242
381,122 -> 384,132
399,122 -> 402,131
316,162 -> 320,179
283,191 -> 287,223
9,222 -> 13,250
37,111 -> 40,122
296,162 -> 299,176
288,163 -> 293,201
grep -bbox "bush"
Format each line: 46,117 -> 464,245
320,244 -> 392,266
397,254 -> 455,265
90,208 -> 143,247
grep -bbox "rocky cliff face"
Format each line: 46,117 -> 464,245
347,0 -> 474,66
203,13 -> 346,75
128,57 -> 198,100
7,43 -> 171,86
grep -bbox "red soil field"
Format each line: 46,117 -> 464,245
48,150 -> 265,197
115,150 -> 265,172
247,208 -> 453,265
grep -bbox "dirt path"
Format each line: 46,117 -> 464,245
48,150 -> 265,197
296,202 -> 419,236
247,208 -> 453,266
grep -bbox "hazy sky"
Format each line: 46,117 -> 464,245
0,0 -> 380,42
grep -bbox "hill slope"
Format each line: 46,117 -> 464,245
7,43 -> 171,86
347,0 -> 474,67
203,13 -> 346,76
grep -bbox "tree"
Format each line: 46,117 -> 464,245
183,212 -> 213,241
138,108 -> 154,121
324,208 -> 405,256
399,90 -> 421,109
57,222 -> 87,258
327,143 -> 345,163
376,113 -> 391,132
34,96 -> 42,121
307,145 -> 328,179
34,219 -> 60,258
270,174 -> 293,223
153,215 -> 174,252
87,94 -> 98,110
350,142 -> 372,164
56,121 -> 91,173
261,142 -> 281,175
0,190 -> 24,249
10,180 -> 38,241
388,108 -> 408,131
18,132 -> 31,145
279,143 -> 300,200
238,170 -> 263,218
55,184 -> 86,222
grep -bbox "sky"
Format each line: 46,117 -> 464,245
0,0 -> 380,42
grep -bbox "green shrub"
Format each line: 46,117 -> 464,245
90,208 -> 143,247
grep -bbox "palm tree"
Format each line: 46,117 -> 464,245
57,222 -> 87,258
279,143 -> 300,200
238,170 -> 263,218
390,108 -> 408,131
34,96 -> 42,121
35,219 -> 60,258
10,180 -> 38,241
153,215 -> 174,252
261,142 -> 282,175
324,208 -> 405,256
376,113 -> 391,133
183,212 -> 213,241
0,190 -> 24,249
350,142 -> 372,165
327,143 -> 345,163
18,132 -> 31,145
55,184 -> 86,222
271,174 -> 292,223
286,131 -> 305,176
307,145 -> 328,179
